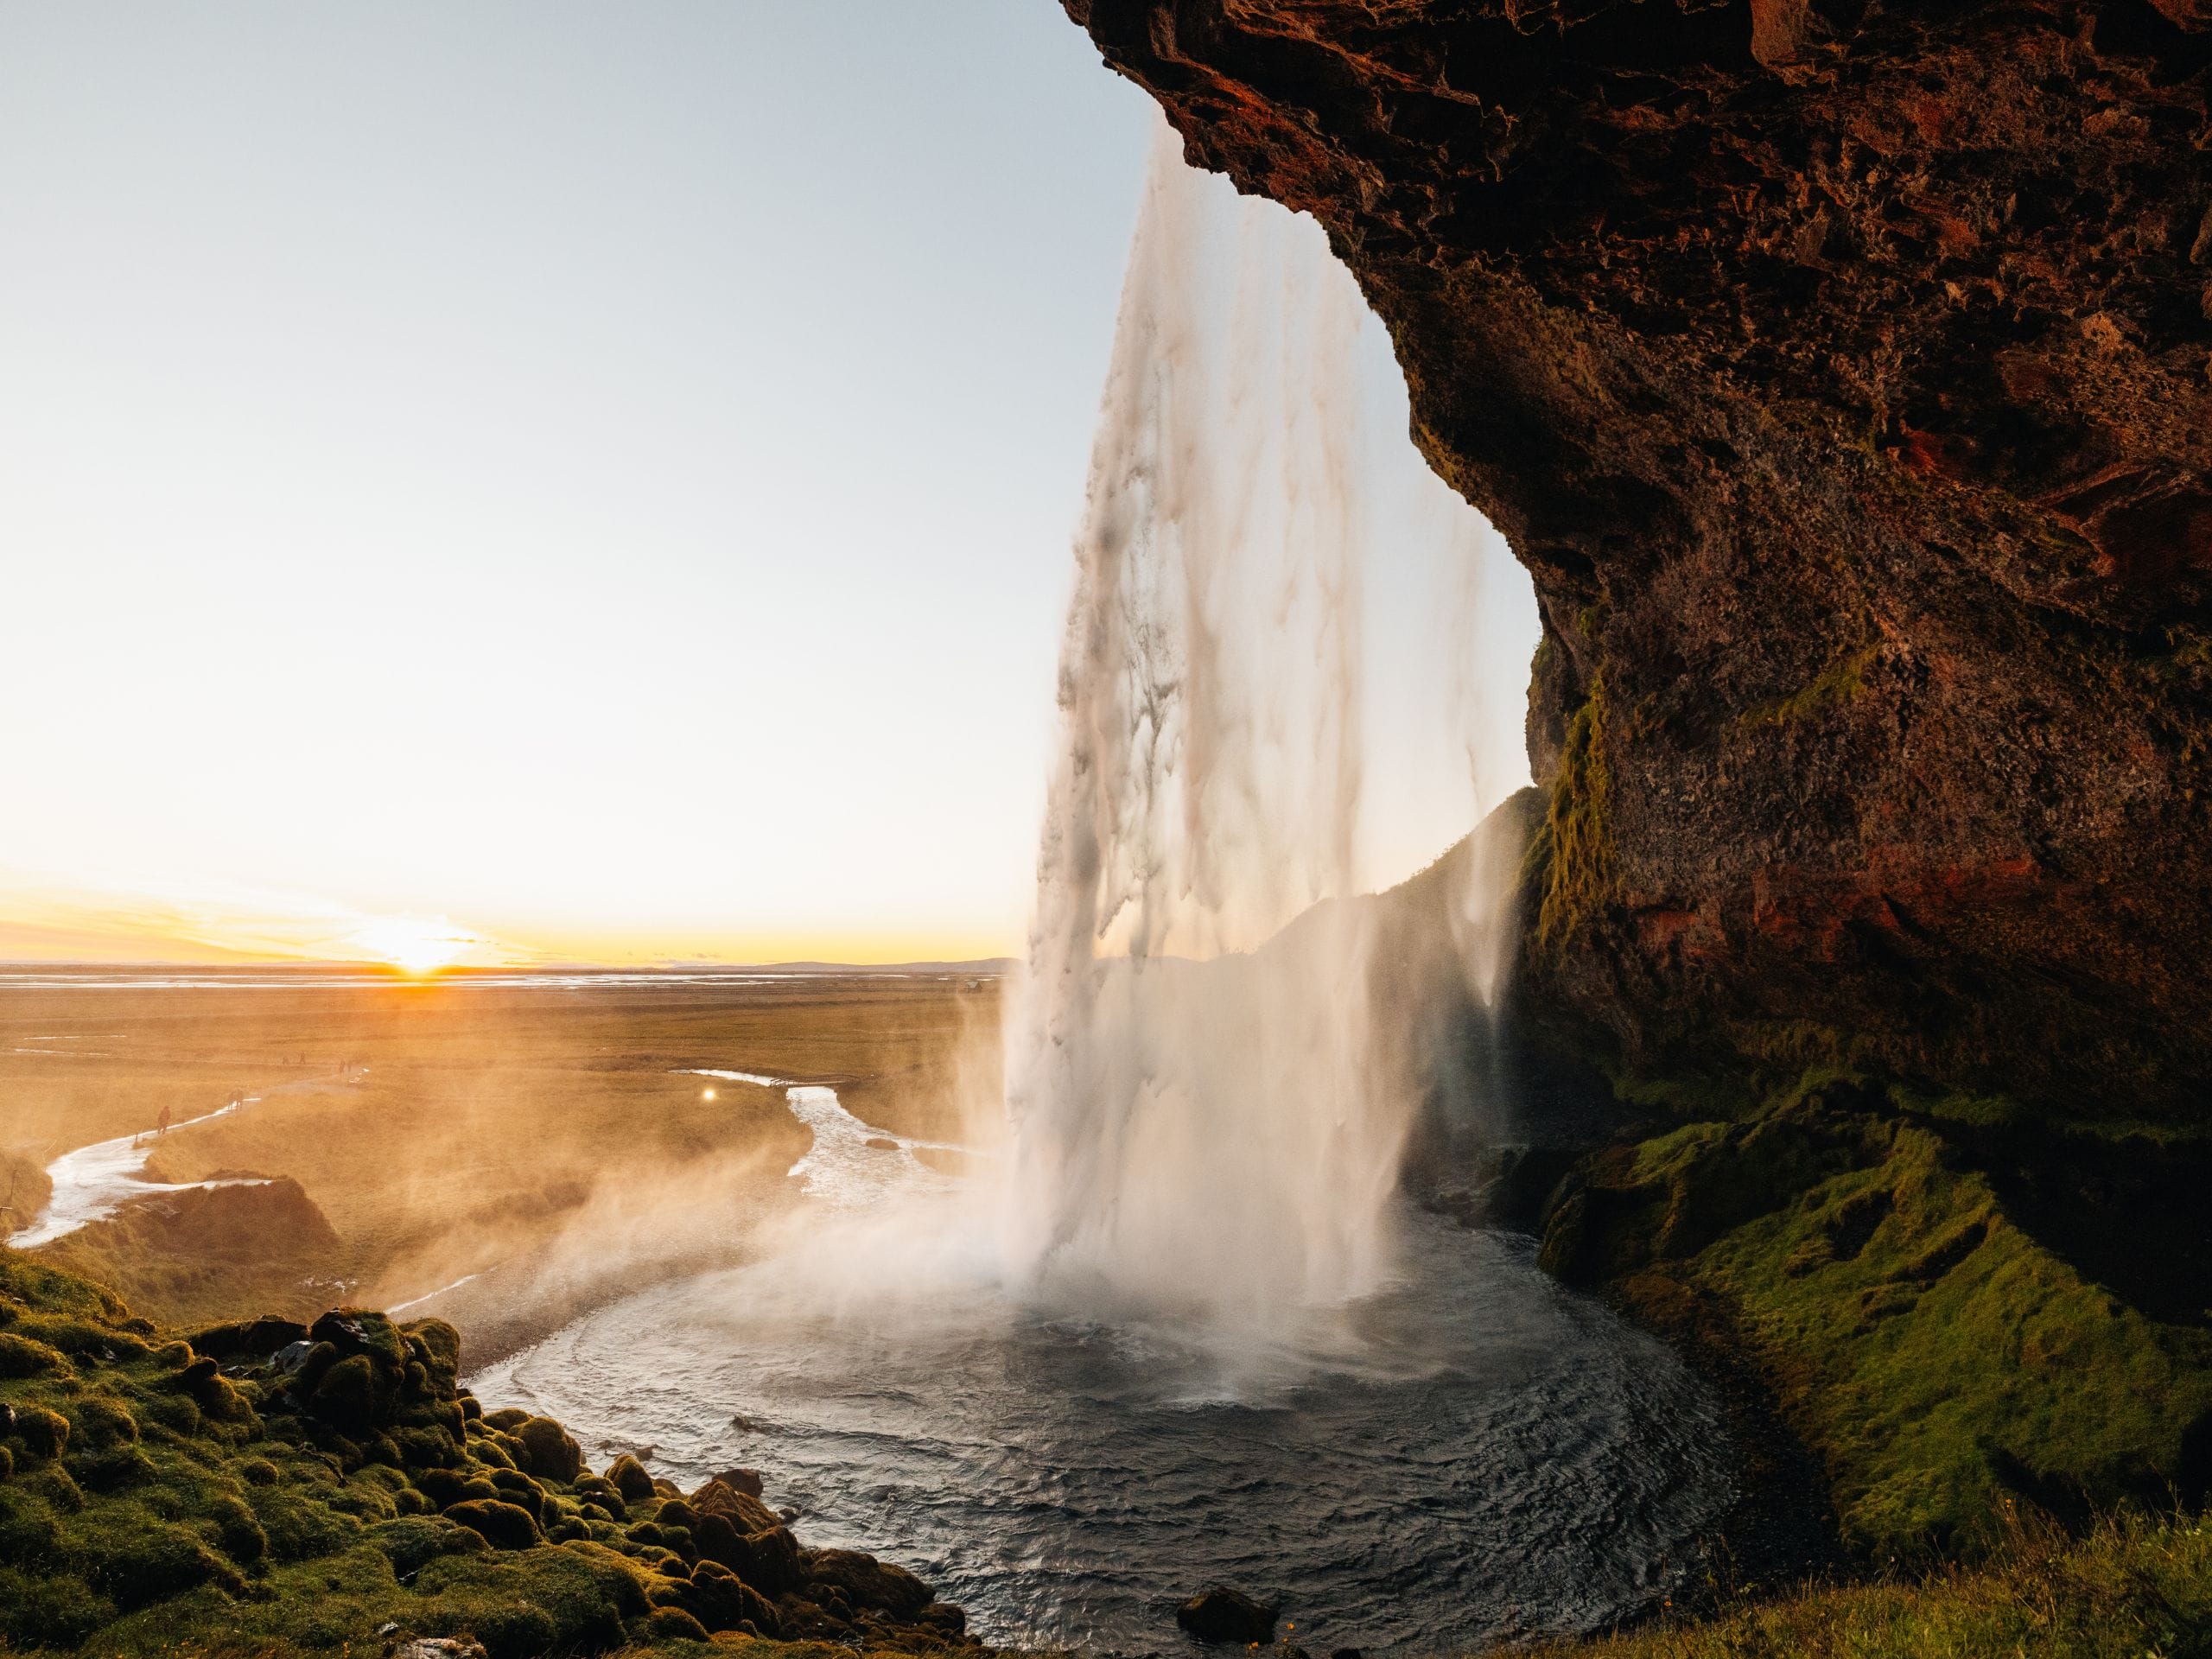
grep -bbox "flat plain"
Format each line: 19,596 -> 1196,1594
0,969 -> 1001,1361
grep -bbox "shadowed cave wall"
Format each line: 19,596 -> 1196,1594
1065,0 -> 2212,1120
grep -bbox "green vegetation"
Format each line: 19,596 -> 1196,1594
1519,1510 -> 2212,1658
38,1177 -> 344,1330
1535,673 -> 1614,948
1542,1071 -> 2212,1560
1738,645 -> 1878,729
0,1247 -> 968,1657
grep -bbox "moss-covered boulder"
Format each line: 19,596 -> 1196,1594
0,1247 -> 973,1656
444,1498 -> 543,1552
605,1452 -> 655,1503
1537,1065 -> 2212,1558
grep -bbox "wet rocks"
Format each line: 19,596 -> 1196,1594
804,1545 -> 937,1619
712,1464 -> 765,1497
1178,1586 -> 1280,1644
691,1474 -> 779,1530
688,1557 -> 783,1637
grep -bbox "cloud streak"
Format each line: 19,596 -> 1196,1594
0,867 -> 516,969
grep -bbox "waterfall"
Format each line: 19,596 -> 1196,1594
999,124 -> 1531,1334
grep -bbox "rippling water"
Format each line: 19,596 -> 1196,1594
472,1091 -> 1734,1656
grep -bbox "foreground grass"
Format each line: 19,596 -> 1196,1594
1522,1510 -> 2212,1657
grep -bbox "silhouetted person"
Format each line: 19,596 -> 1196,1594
156,1104 -> 172,1137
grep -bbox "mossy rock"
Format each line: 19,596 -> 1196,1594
512,1415 -> 583,1484
636,1604 -> 711,1643
689,1558 -> 782,1637
487,1467 -> 549,1522
802,1546 -> 935,1618
0,1332 -> 72,1379
607,1452 -> 657,1502
12,1404 -> 71,1460
401,1318 -> 461,1393
444,1497 -> 544,1551
0,1563 -> 113,1647
0,1250 -> 967,1656
187,1314 -> 308,1357
1544,1060 -> 2212,1559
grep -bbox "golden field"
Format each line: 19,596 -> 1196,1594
0,969 -> 1001,1361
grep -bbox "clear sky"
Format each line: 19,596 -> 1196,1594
0,3 -> 1535,969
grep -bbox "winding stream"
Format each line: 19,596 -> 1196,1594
8,1071 -> 352,1249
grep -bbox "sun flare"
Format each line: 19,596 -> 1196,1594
349,915 -> 477,976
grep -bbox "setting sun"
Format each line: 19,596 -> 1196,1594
348,915 -> 479,977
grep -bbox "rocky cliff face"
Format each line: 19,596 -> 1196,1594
1065,0 -> 2212,1116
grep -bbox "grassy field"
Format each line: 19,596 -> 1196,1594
0,970 -> 1002,1353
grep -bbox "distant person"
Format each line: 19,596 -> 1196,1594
156,1104 -> 172,1137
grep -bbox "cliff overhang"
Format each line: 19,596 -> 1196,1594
1066,0 -> 2212,1116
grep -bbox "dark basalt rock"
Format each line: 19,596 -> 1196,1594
1064,0 -> 2212,1118
1178,1586 -> 1281,1644
801,1544 -> 937,1618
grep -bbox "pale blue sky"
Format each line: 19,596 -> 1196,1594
0,3 -> 1534,964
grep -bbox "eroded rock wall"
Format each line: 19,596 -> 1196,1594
1065,0 -> 2212,1113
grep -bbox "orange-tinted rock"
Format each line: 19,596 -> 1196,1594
1067,0 -> 2212,1115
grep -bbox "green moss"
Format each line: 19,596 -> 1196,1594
1536,672 -> 1615,947
1518,1510 -> 2212,1658
0,1246 -> 969,1658
0,1332 -> 71,1380
1555,1075 -> 2212,1562
1696,1122 -> 2212,1555
1738,642 -> 1878,728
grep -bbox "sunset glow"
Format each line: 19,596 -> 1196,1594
349,916 -> 480,977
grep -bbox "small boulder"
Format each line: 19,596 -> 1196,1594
442,1497 -> 544,1551
692,1478 -> 779,1533
1178,1586 -> 1279,1645
710,1465 -> 765,1499
607,1452 -> 657,1502
690,1558 -> 784,1637
918,1601 -> 967,1638
636,1606 -> 709,1643
12,1405 -> 70,1460
694,1515 -> 802,1596
513,1415 -> 582,1483
804,1546 -> 934,1618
